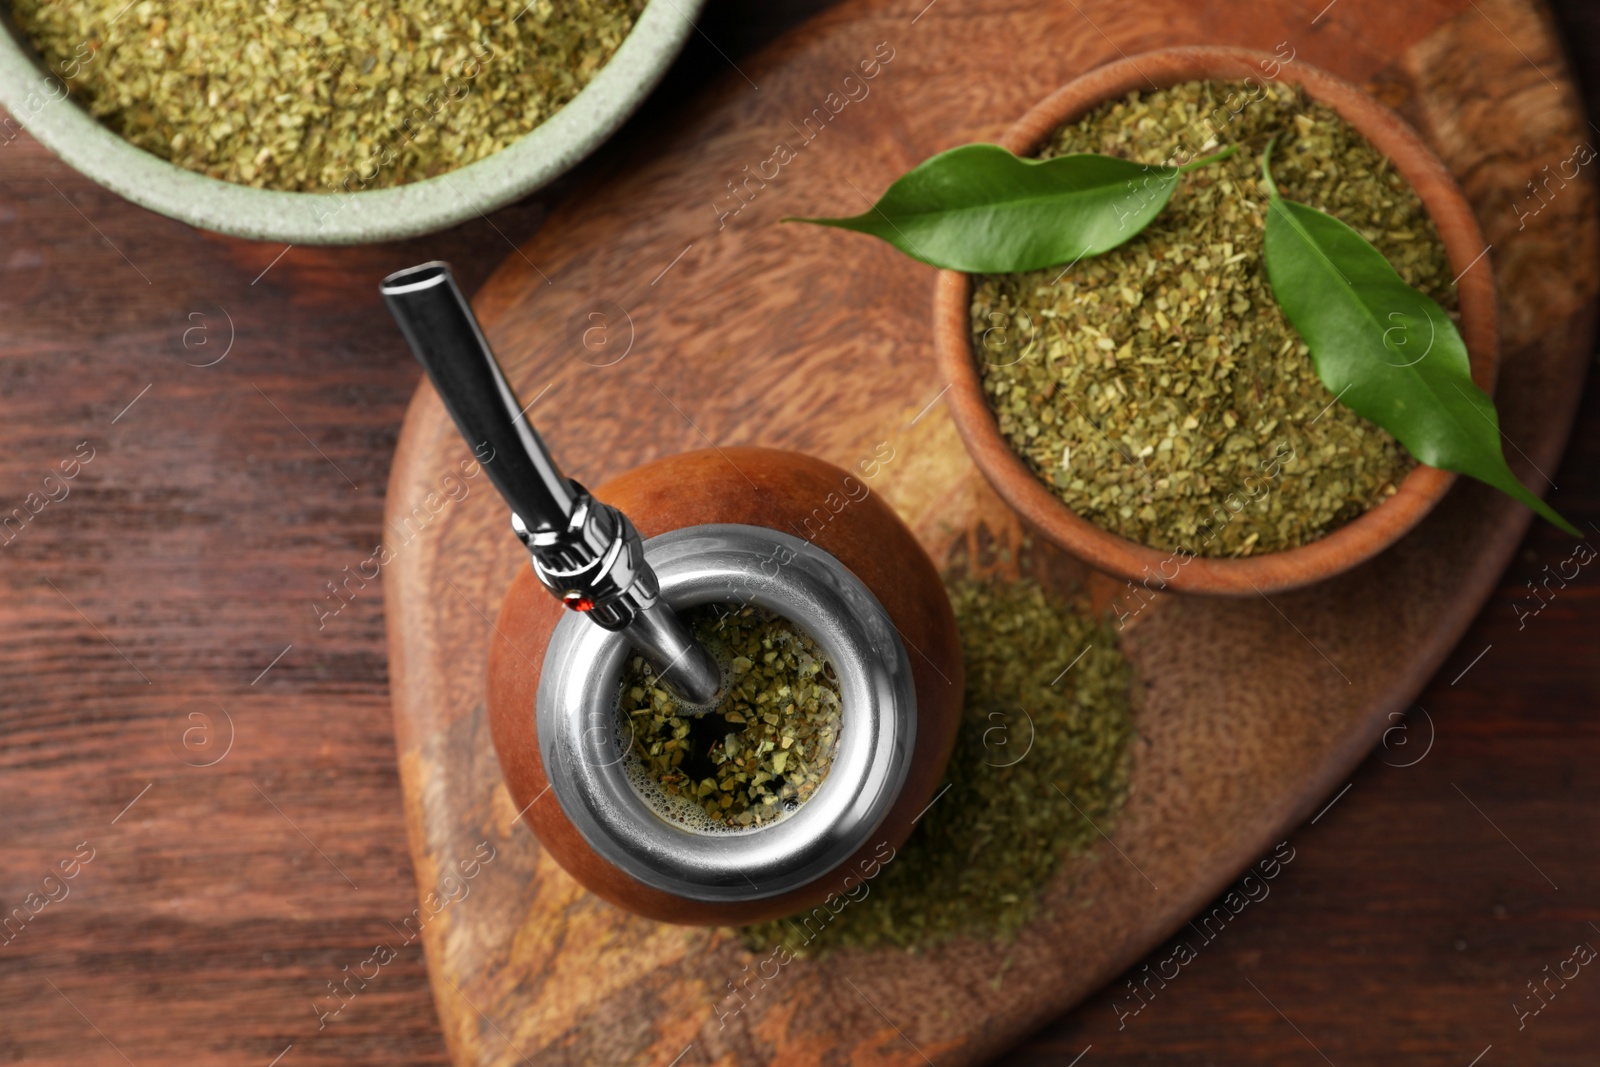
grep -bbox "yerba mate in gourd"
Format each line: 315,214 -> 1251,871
385,263 -> 962,926
619,603 -> 843,831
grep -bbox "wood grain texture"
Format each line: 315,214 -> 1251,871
383,2 -> 1598,1066
0,2 -> 1595,1067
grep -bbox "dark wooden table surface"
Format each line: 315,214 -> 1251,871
1,2 -> 1596,1065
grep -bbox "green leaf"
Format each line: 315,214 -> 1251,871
1260,144 -> 1577,535
785,143 -> 1234,272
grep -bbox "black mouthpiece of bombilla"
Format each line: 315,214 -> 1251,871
380,261 -> 722,707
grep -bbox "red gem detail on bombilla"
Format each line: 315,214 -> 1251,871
562,591 -> 595,613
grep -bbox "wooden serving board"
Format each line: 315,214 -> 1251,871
383,0 -> 1596,1063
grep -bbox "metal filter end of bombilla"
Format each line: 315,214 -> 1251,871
379,261 -> 722,707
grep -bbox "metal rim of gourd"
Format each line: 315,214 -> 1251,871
536,523 -> 917,902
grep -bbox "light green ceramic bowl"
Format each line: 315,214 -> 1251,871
0,0 -> 703,244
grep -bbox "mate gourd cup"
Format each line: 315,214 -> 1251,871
932,46 -> 1499,595
486,448 -> 963,925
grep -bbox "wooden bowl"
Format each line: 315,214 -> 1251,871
932,46 -> 1499,596
485,447 -> 964,925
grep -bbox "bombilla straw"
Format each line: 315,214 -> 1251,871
380,261 -> 722,706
